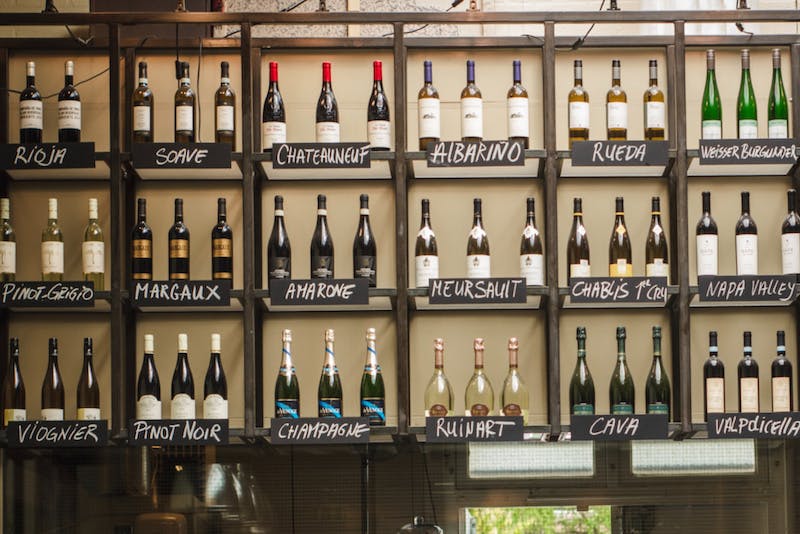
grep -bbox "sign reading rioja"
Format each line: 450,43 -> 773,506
428,278 -> 526,305
426,140 -> 524,167
0,142 -> 95,169
568,277 -> 668,304
269,279 -> 369,306
272,143 -> 371,169
0,281 -> 95,307
571,141 -> 668,166
132,143 -> 232,169
570,414 -> 668,441
697,275 -> 797,303
425,416 -> 523,442
707,413 -> 800,439
132,280 -> 231,306
270,417 -> 370,444
128,419 -> 229,446
698,139 -> 796,165
8,420 -> 108,448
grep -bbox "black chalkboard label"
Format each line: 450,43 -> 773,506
697,275 -> 797,303
272,143 -> 371,169
571,141 -> 668,166
698,139 -> 796,165
428,278 -> 526,305
128,419 -> 229,446
269,279 -> 369,306
570,414 -> 668,441
8,420 -> 108,448
132,143 -> 232,169
132,280 -> 231,306
568,277 -> 668,304
0,281 -> 95,307
0,142 -> 95,169
426,140 -> 525,167
270,417 -> 371,444
425,416 -> 524,442
707,413 -> 800,439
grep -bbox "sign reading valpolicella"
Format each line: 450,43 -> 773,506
698,139 -> 796,165
128,419 -> 229,446
568,277 -> 668,304
570,414 -> 668,441
428,278 -> 526,305
132,143 -> 232,169
8,420 -> 108,448
0,142 -> 95,169
707,413 -> 800,439
0,281 -> 95,307
272,143 -> 371,169
132,280 -> 231,306
571,140 -> 669,166
697,275 -> 797,303
426,140 -> 525,167
425,416 -> 523,442
270,417 -> 370,444
269,279 -> 369,306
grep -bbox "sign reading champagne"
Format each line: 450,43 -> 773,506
426,140 -> 525,167
428,278 -> 526,305
272,143 -> 371,169
698,139 -> 796,165
570,414 -> 668,441
132,280 -> 231,307
270,417 -> 370,444
697,275 -> 797,303
0,142 -> 95,170
8,420 -> 108,448
132,143 -> 232,169
707,413 -> 800,439
128,419 -> 229,446
269,279 -> 369,306
571,141 -> 669,166
568,277 -> 668,304
425,416 -> 523,442
0,281 -> 95,307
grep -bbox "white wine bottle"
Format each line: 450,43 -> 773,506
465,338 -> 494,416
82,198 -> 105,289
415,198 -> 439,287
466,198 -> 490,278
500,337 -> 529,424
460,60 -> 483,142
0,198 -> 16,282
424,338 -> 453,417
41,198 -> 64,282
519,197 -> 543,286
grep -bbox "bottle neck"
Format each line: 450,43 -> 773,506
574,64 -> 582,86
743,346 -> 752,360
143,352 -> 155,367
709,347 -> 718,360
527,212 -> 536,226
421,211 -> 431,228
512,63 -> 521,85
269,63 -> 279,85
434,349 -> 444,370
365,340 -> 378,368
702,195 -> 711,215
651,211 -> 661,225
65,74 -> 74,86
741,196 -> 750,215
281,341 -> 293,368
617,338 -> 626,360
788,193 -> 796,214
649,64 -> 658,87
210,353 -> 222,369
324,341 -> 336,368
26,75 -> 35,87
652,337 -> 662,358
466,63 -> 475,84
424,63 -> 433,85
217,203 -> 227,224
611,64 -> 621,87
174,206 -> 183,223
508,349 -> 518,369
577,337 -> 586,357
139,66 -> 148,85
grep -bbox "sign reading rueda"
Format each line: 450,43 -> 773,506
697,275 -> 797,303
270,417 -> 370,444
132,143 -> 232,169
8,420 -> 108,448
269,279 -> 369,306
132,280 -> 232,306
425,416 -> 523,442
0,142 -> 95,169
698,139 -> 796,165
571,141 -> 669,166
570,414 -> 668,441
568,277 -> 668,304
428,278 -> 526,305
128,419 -> 229,446
426,140 -> 525,167
708,413 -> 800,439
0,281 -> 95,307
272,143 -> 371,169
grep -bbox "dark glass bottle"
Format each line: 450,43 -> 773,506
414,198 -> 439,287
519,197 -> 543,286
203,334 -> 228,419
782,189 -> 800,274
310,194 -> 334,279
41,338 -> 65,421
211,198 -> 233,282
19,61 -> 43,144
215,61 -> 236,145
466,198 -> 490,278
174,61 -> 196,143
569,326 -> 595,415
645,196 -> 669,278
737,331 -> 759,413
262,61 -> 286,151
132,61 -> 154,143
360,328 -> 385,426
645,326 -> 671,419
267,195 -> 292,281
136,334 -> 161,420
131,198 -> 153,280
57,60 -> 81,142
353,194 -> 377,287
696,191 -> 718,276
2,338 -> 25,427
771,330 -> 793,412
168,198 -> 190,280
735,191 -> 758,276
275,329 -> 300,419
171,333 -> 195,420
703,330 -> 725,420
367,60 -> 391,151
76,337 -> 100,421
701,50 -> 722,139
609,327 -> 635,415
318,329 -> 343,418
315,62 -> 340,143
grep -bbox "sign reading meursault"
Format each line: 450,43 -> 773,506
426,140 -> 525,167
132,280 -> 231,306
132,143 -> 232,169
128,419 -> 229,446
270,417 -> 370,444
571,141 -> 669,166
0,142 -> 95,170
697,275 -> 797,303
707,413 -> 800,439
568,277 -> 668,304
8,420 -> 108,448
428,278 -> 526,305
698,139 -> 796,165
570,414 -> 668,441
272,143 -> 371,169
425,416 -> 524,442
0,281 -> 95,307
269,279 -> 369,306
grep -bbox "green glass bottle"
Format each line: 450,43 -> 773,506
645,326 -> 671,419
359,327 -> 385,426
318,329 -> 342,418
569,326 -> 595,415
701,50 -> 722,139
274,329 -> 300,419
737,49 -> 758,139
768,49 -> 789,139
609,326 -> 635,415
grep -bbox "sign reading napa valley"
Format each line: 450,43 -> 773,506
698,139 -> 796,165
270,417 -> 370,444
131,143 -> 232,169
426,140 -> 525,167
269,279 -> 369,306
707,413 -> 800,439
697,275 -> 797,303
570,414 -> 669,441
0,281 -> 95,307
8,420 -> 108,448
571,141 -> 669,166
0,142 -> 95,169
568,277 -> 668,304
128,419 -> 229,446
132,280 -> 231,307
425,416 -> 523,442
428,278 -> 526,305
271,143 -> 371,169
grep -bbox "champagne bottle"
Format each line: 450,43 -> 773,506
609,327 -> 634,415
606,59 -> 628,141
136,334 -> 161,420
568,59 -> 590,147
211,198 -> 233,281
174,61 -> 196,143
316,62 -> 340,143
2,338 -> 25,427
772,330 -> 793,412
645,326 -> 670,418
41,338 -> 64,421
567,197 -> 591,280
782,189 -> 800,274
367,60 -> 391,151
215,61 -> 236,145
310,194 -> 334,279
82,198 -> 105,289
262,61 -> 286,150
131,198 -> 153,280
460,60 -> 483,142
171,333 -> 195,419
418,60 -> 440,150
267,195 -> 292,280
507,60 -> 529,148
643,59 -> 665,141
415,198 -> 439,288
41,198 -> 64,282
0,198 -> 16,282
168,198 -> 190,280
318,329 -> 342,418
76,337 -> 100,421
737,49 -> 758,139
738,331 -> 759,413
768,49 -> 789,139
569,326 -> 595,415
57,60 -> 81,142
360,327 -> 385,426
274,329 -> 300,419
466,198 -> 490,278
19,61 -> 42,144
704,331 -> 725,420
519,197 -> 543,286
353,194 -> 377,286
203,333 -> 228,419
608,197 -> 632,277
132,61 -> 154,143
696,191 -> 718,276
465,338 -> 494,416
701,50 -> 722,139
501,337 -> 529,423
645,196 -> 669,278
424,338 -> 453,417
735,191 -> 758,275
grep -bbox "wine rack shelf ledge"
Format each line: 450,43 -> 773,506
557,150 -> 676,179
408,286 -> 547,311
3,151 -> 112,181
558,286 -> 679,309
407,150 -> 544,180
254,152 -> 394,181
131,289 -> 246,313
256,288 -> 396,312
686,149 -> 798,177
127,152 -> 244,181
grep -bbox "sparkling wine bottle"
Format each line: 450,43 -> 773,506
275,329 -> 300,419
645,326 -> 670,419
569,326 -> 595,415
2,338 -> 25,427
609,327 -> 635,415
501,337 -> 529,423
465,338 -> 494,416
318,329 -> 343,418
424,338 -> 453,417
360,328 -> 385,426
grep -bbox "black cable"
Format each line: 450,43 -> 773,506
0,65 -> 111,98
421,443 -> 438,525
281,0 -> 310,12
381,0 -> 464,38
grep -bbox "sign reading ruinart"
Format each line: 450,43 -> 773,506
270,417 -> 371,444
272,143 -> 371,169
426,140 -> 525,167
0,281 -> 95,307
0,142 -> 95,169
425,416 -> 523,442
132,280 -> 231,306
8,420 -> 108,448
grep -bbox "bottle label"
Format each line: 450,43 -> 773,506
418,98 -> 441,139
367,120 -> 391,149
262,121 -> 287,150
768,119 -> 788,139
569,102 -> 590,129
647,403 -> 669,415
41,241 -> 64,274
275,399 -> 300,419
268,256 -> 291,279
19,100 -> 43,130
425,405 -> 450,417
316,122 -> 340,143
0,241 -> 16,274
738,119 -> 758,139
169,239 -> 189,258
772,376 -> 791,412
782,233 -> 800,274
610,403 -> 633,415
645,102 -> 665,129
520,253 -> 544,285
609,260 -> 632,277
311,256 -> 333,278
171,393 -> 196,419
58,100 -> 81,131
133,105 -> 151,133
77,407 -> 101,421
705,378 -> 725,414
361,398 -> 386,424
41,408 -> 64,421
735,234 -> 758,275
569,260 -> 591,278
466,254 -> 491,278
354,256 -> 376,280
216,105 -> 235,132
701,120 -> 722,140
572,404 -> 594,415
318,398 -> 342,418
415,255 -> 439,288
3,409 -> 25,426
461,97 -> 483,138
606,102 -> 628,130
204,394 -> 228,419
696,235 -> 718,276
212,238 -> 232,258
133,239 -> 151,259
646,259 -> 669,277
507,97 -> 529,138
82,241 -> 105,274
467,404 -> 490,416
175,105 -> 194,133
136,395 -> 162,420
739,377 -> 759,413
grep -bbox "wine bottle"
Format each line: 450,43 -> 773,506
267,195 -> 292,280
460,60 -> 483,142
782,189 -> 800,274
211,198 -> 233,282
0,198 -> 16,282
353,194 -> 377,286
501,337 -> 529,423
507,60 -> 529,148
465,338 -> 494,416
415,198 -> 439,288
19,61 -> 42,144
768,49 -> 789,139
608,197 -> 632,277
735,191 -> 758,275
76,337 -> 100,421
310,194 -> 334,279
41,198 -> 64,282
418,60 -> 440,150
83,198 -> 105,289
274,329 -> 300,419
609,327 -> 635,415
203,333 -> 228,419
171,333 -> 195,419
568,59 -> 590,147
2,338 -> 25,427
643,59 -> 665,141
606,59 -> 628,141
41,338 -> 64,421
696,191 -> 718,276
360,327 -> 385,426
131,198 -> 153,281
466,198 -> 490,278
519,197 -> 543,285
704,331 -> 725,420
645,326 -> 670,418
316,62 -> 340,143
168,198 -> 190,280
738,331 -> 759,413
136,334 -> 161,420
262,61 -> 286,151
737,49 -> 759,139
569,326 -> 595,415
174,61 -> 196,143
567,197 -> 591,280
132,61 -> 154,143
57,60 -> 81,142
424,338 -> 453,417
701,50 -> 722,139
215,61 -> 236,145
645,196 -> 669,278
772,330 -> 793,412
367,60 -> 391,151
318,329 -> 343,418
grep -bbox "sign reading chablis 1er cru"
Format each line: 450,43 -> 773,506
8,420 -> 108,448
568,277 -> 668,304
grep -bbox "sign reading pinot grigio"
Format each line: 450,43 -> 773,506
570,414 -> 668,441
707,413 -> 800,439
270,417 -> 370,444
128,419 -> 229,446
697,275 -> 797,303
272,143 -> 371,169
425,416 -> 523,442
571,141 -> 669,166
568,277 -> 668,304
426,140 -> 525,167
132,280 -> 231,307
8,420 -> 108,448
0,142 -> 95,170
0,281 -> 95,307
132,143 -> 232,169
698,139 -> 797,165
269,279 -> 369,306
428,278 -> 526,305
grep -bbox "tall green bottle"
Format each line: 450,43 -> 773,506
768,48 -> 789,139
609,327 -> 635,415
737,49 -> 758,139
274,329 -> 300,419
318,329 -> 343,418
701,50 -> 722,140
359,327 -> 385,426
645,326 -> 671,419
569,326 -> 595,415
